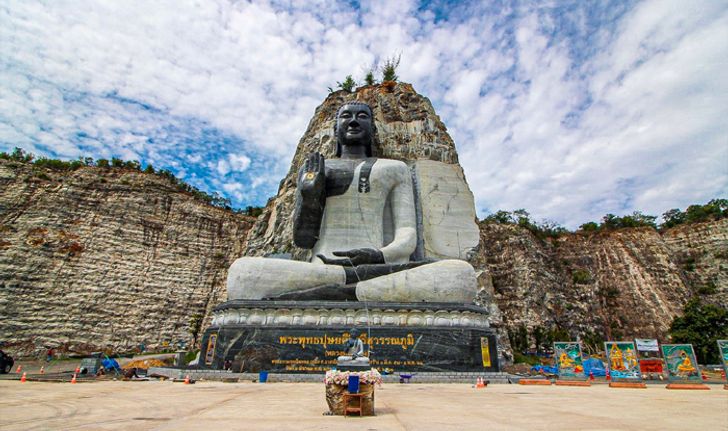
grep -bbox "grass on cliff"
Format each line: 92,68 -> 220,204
1,147 -> 263,216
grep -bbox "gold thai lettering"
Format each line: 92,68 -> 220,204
363,334 -> 415,350
277,333 -> 353,349
277,333 -> 416,350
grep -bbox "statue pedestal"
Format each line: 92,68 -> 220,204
198,300 -> 499,373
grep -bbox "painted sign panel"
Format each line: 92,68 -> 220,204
553,342 -> 585,380
480,337 -> 491,367
204,333 -> 217,365
638,359 -> 663,374
604,341 -> 642,381
635,338 -> 659,352
718,340 -> 728,383
661,344 -> 701,383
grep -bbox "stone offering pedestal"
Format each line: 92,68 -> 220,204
198,300 -> 498,373
325,383 -> 375,416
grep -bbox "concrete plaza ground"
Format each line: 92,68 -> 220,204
1,380 -> 726,431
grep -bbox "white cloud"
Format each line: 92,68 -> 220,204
216,159 -> 230,176
0,0 -> 725,225
229,153 -> 251,172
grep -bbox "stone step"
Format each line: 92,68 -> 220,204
147,367 -> 516,384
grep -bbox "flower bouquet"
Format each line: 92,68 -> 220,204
324,368 -> 382,386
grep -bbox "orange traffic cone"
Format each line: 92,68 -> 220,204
476,377 -> 485,388
40,366 -> 45,374
184,375 -> 190,385
71,373 -> 77,384
20,372 -> 27,383
589,371 -> 594,381
16,365 -> 22,373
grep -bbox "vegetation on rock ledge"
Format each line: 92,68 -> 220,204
669,298 -> 728,364
483,199 -> 727,239
329,53 -> 401,92
481,209 -> 567,240
0,147 -> 263,216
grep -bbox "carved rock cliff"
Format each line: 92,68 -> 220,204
0,160 -> 254,356
477,218 -> 727,351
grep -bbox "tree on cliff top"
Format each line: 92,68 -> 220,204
381,54 -> 401,82
337,75 -> 357,92
600,211 -> 657,230
364,70 -> 376,86
662,199 -> 728,229
481,209 -> 567,240
669,298 -> 728,364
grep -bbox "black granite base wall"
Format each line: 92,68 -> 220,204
198,325 -> 499,373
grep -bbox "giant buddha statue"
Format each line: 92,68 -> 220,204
227,102 -> 477,303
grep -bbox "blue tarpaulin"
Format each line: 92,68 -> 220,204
102,358 -> 121,371
582,358 -> 606,377
530,365 -> 558,374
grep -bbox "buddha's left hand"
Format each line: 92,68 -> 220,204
317,248 -> 385,266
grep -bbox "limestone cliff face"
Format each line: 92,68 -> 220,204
0,160 -> 254,356
478,218 -> 727,345
244,83 -> 460,259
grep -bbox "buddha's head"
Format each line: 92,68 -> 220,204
348,328 -> 360,339
334,102 -> 374,157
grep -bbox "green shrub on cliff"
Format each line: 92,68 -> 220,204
578,200 -> 727,233
669,298 -> 728,364
578,221 -> 599,232
364,70 -> 376,86
572,269 -> 592,284
0,147 -> 34,163
481,209 -> 568,240
601,211 -> 657,230
336,75 -> 357,92
34,157 -> 85,171
662,199 -> 728,229
381,54 -> 401,82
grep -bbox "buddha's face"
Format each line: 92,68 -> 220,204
336,104 -> 372,148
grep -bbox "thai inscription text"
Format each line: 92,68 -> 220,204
278,333 -> 416,350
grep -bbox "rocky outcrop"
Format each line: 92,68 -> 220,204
0,160 -> 254,356
477,218 -> 727,348
662,219 -> 727,301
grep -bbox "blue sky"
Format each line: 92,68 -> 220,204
1,0 -> 726,227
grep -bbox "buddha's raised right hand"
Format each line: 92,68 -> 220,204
298,152 -> 325,199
